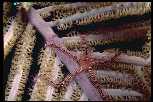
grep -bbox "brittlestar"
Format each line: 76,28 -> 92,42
43,34 -> 122,101
28,3 -> 151,100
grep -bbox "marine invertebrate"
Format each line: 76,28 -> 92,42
4,2 -> 151,101
4,12 -> 27,60
5,24 -> 36,101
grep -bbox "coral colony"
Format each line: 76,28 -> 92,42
3,2 -> 151,101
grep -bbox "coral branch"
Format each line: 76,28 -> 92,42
4,20 -> 15,49
79,92 -> 88,101
5,24 -> 36,101
37,2 -> 114,19
7,69 -> 23,101
103,89 -> 143,97
92,51 -> 148,66
46,2 -> 150,28
37,2 -> 90,13
4,14 -> 27,59
62,81 -> 77,101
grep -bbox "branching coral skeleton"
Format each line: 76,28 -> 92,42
7,69 -> 23,101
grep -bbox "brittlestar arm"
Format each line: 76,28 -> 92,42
28,7 -> 57,41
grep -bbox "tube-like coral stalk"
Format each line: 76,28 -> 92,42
4,20 -> 15,49
47,2 -> 151,28
5,23 -> 36,101
30,48 -> 55,101
92,51 -> 148,66
79,92 -> 88,101
62,81 -> 76,101
37,2 -> 114,18
4,14 -> 27,60
7,68 -> 23,101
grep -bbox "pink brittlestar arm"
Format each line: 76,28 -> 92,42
29,8 -> 57,41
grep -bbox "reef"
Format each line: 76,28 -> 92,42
3,2 -> 151,101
